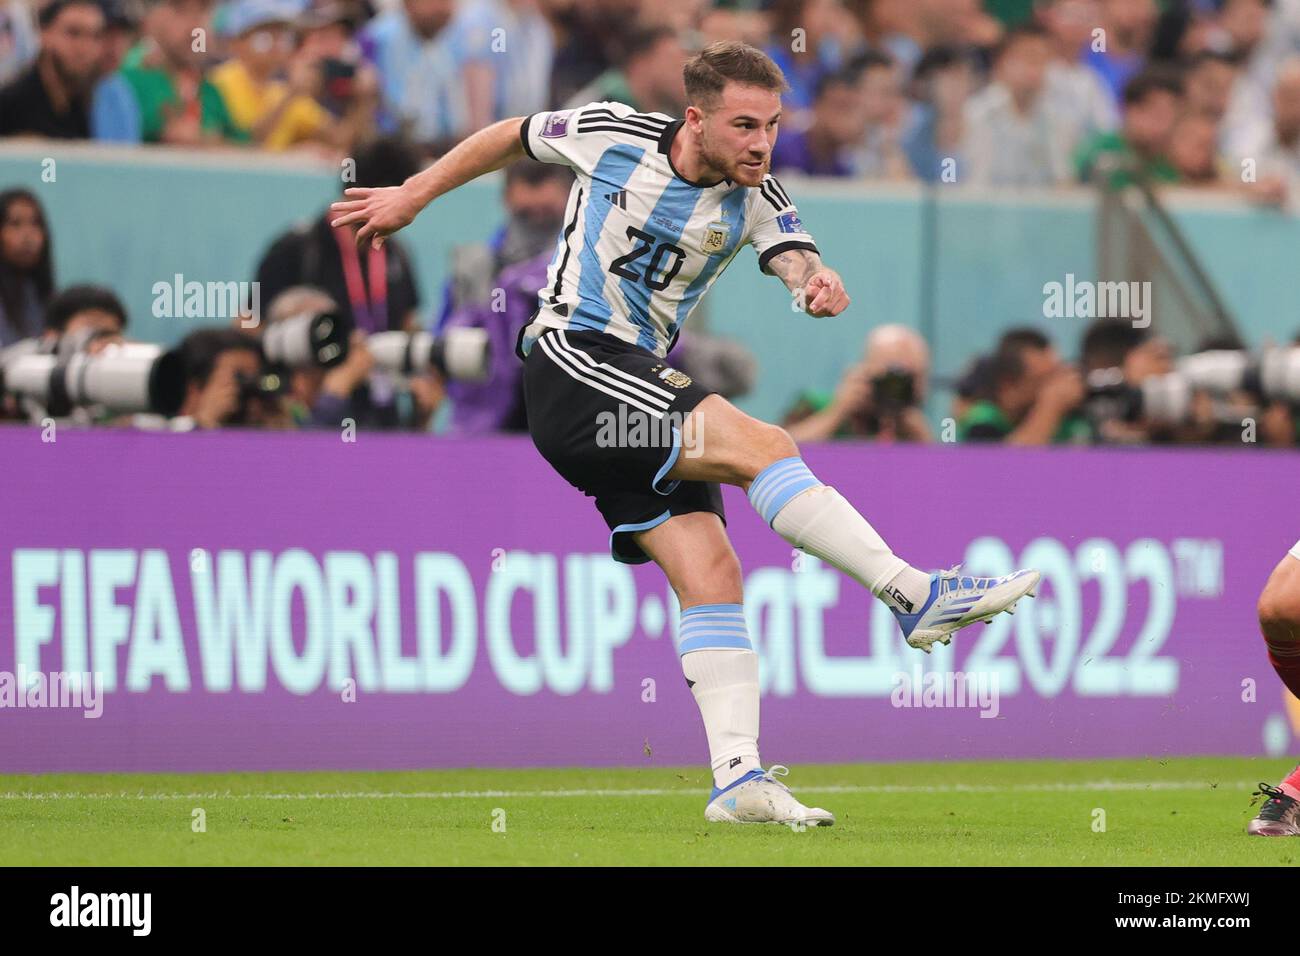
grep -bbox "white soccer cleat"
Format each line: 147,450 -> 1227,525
703,765 -> 835,827
893,566 -> 1041,654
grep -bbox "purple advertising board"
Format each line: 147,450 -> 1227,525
1,427 -> 1297,773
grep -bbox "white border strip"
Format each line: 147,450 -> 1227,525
0,780 -> 1254,800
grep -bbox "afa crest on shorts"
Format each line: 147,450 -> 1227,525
701,220 -> 730,255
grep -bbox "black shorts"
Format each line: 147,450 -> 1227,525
521,327 -> 725,564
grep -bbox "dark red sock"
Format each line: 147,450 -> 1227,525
1266,643 -> 1300,700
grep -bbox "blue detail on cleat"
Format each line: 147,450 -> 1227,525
708,768 -> 766,805
890,573 -> 941,641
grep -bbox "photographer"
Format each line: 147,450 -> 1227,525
259,285 -> 447,431
255,136 -> 422,336
264,285 -> 426,430
1079,318 -> 1178,444
959,328 -> 1088,445
170,327 -> 277,430
0,284 -> 129,424
784,324 -> 934,443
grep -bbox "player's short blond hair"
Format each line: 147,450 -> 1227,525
683,41 -> 789,110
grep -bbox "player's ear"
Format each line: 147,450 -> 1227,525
684,104 -> 704,130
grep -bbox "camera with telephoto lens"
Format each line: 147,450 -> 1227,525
367,328 -> 491,382
1083,347 -> 1300,429
261,309 -> 351,369
0,334 -> 188,417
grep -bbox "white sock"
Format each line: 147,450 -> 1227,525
748,457 -> 931,614
679,605 -> 762,789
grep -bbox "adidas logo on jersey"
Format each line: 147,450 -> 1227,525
604,189 -> 628,209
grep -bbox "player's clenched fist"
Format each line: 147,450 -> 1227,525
803,268 -> 850,317
329,185 -> 421,250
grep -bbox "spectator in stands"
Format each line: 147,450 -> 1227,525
0,0 -> 40,87
697,4 -> 769,50
1221,0 -> 1300,156
548,0 -> 641,107
783,324 -> 934,443
295,0 -> 379,123
256,137 -> 422,335
0,0 -> 105,138
0,189 -> 54,347
902,45 -> 977,181
360,0 -> 460,142
1076,68 -> 1184,187
564,24 -> 688,116
1168,110 -> 1225,185
771,68 -> 864,177
958,328 -> 1088,444
843,0 -> 922,78
1184,50 -> 1240,125
171,326 -> 270,429
764,0 -> 844,119
961,24 -> 1074,187
846,49 -> 911,179
211,0 -> 374,151
1038,0 -> 1119,159
1235,56 -> 1300,208
437,159 -> 572,327
93,0 -> 244,145
1084,0 -> 1158,106
99,0 -> 139,75
447,0 -> 555,134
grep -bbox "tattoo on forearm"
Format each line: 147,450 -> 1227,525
768,249 -> 823,290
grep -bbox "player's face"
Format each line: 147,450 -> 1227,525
693,83 -> 781,187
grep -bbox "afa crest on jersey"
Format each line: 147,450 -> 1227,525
657,367 -> 693,388
701,221 -> 730,255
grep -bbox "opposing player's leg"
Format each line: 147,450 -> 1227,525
668,394 -> 1039,653
634,511 -> 833,826
1248,546 -> 1300,836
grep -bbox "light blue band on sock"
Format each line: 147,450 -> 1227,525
678,603 -> 752,655
747,457 -> 821,526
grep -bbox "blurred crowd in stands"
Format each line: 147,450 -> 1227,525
3,0 -> 1300,197
2,0 -> 1299,446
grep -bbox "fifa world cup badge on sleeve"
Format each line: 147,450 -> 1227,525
541,111 -> 571,138
702,221 -> 730,254
776,211 -> 803,234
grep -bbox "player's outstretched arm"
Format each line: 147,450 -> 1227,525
329,116 -> 528,249
766,248 -> 850,317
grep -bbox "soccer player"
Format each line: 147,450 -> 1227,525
1248,542 -> 1300,836
331,41 -> 1040,826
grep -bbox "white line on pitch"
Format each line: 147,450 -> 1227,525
0,780 -> 1255,800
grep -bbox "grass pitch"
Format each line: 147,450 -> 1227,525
0,757 -> 1295,866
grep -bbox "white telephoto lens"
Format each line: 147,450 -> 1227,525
441,327 -> 491,382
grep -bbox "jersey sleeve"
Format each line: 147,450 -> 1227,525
520,101 -> 666,174
747,175 -> 820,274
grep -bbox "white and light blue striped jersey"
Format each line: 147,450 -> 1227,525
518,101 -> 820,357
